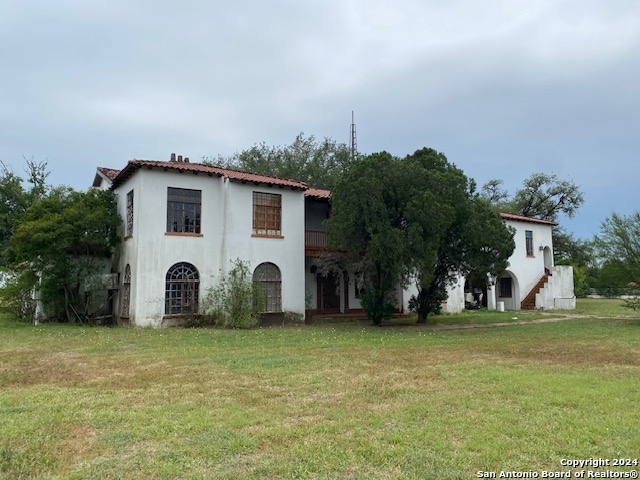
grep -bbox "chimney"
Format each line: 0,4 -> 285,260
170,153 -> 176,162
184,157 -> 189,163
178,155 -> 183,162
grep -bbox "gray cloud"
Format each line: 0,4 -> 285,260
1,0 -> 638,238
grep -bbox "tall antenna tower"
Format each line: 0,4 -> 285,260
349,111 -> 357,161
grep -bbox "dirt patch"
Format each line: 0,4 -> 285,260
426,314 -> 594,331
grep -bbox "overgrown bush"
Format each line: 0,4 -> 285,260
202,259 -> 262,328
572,264 -> 589,298
623,282 -> 640,311
360,284 -> 396,326
0,270 -> 37,323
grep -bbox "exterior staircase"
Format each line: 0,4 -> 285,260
520,274 -> 549,310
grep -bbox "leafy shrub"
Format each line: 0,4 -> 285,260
572,265 -> 589,298
623,282 -> 640,311
202,259 -> 261,328
0,270 -> 37,323
360,286 -> 396,326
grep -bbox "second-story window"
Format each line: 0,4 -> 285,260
253,192 -> 281,236
167,187 -> 201,234
525,230 -> 534,256
126,190 -> 134,237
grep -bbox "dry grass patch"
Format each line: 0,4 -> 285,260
1,313 -> 639,479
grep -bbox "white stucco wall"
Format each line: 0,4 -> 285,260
114,168 -> 306,327
222,181 -> 306,316
536,265 -> 576,310
488,220 -> 556,310
443,276 -> 466,314
115,169 -> 226,327
399,275 -> 465,315
505,219 -> 554,303
347,272 -> 363,312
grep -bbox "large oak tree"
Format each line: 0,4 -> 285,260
207,132 -> 351,189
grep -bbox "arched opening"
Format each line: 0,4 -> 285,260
165,262 -> 199,314
543,246 -> 553,272
253,263 -> 282,312
495,270 -> 520,310
121,264 -> 131,318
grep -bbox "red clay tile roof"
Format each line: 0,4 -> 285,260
500,212 -> 558,226
97,167 -> 121,181
110,160 -> 307,190
305,188 -> 331,199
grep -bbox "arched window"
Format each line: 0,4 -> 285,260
121,264 -> 131,317
165,262 -> 199,315
253,263 -> 281,312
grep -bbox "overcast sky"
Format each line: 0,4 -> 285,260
1,0 -> 638,239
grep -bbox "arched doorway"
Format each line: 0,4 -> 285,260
543,246 -> 553,272
495,270 -> 520,310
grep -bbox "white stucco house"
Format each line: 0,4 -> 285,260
95,157 -> 306,328
94,157 -> 574,327
436,213 -> 576,314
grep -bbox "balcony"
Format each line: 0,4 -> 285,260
305,229 -> 327,255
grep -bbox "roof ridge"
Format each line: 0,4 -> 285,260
128,158 -> 307,182
112,159 -> 307,190
203,162 -> 307,185
499,212 -> 558,225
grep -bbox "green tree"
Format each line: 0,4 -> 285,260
328,148 -> 514,325
207,133 -> 351,189
589,259 -> 634,297
0,158 -> 49,265
480,178 -> 510,206
481,173 -> 584,221
552,229 -> 594,267
593,211 -> 640,309
481,172 -> 588,282
3,187 -> 121,322
327,152 -> 405,325
404,149 -> 514,323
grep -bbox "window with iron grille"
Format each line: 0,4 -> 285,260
165,262 -> 200,314
252,192 -> 281,236
167,187 -> 201,234
525,230 -> 534,256
121,264 -> 131,317
253,263 -> 282,312
499,277 -> 512,298
126,190 -> 134,237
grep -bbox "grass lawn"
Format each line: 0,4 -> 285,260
1,299 -> 639,479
